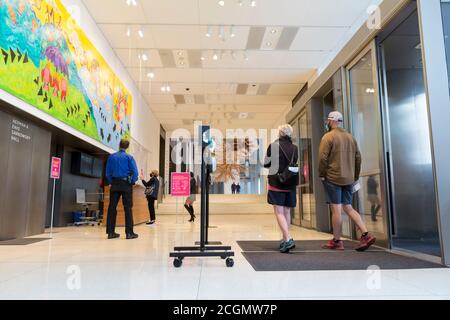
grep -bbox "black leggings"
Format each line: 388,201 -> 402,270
147,197 -> 156,221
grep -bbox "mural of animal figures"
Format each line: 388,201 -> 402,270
0,0 -> 132,149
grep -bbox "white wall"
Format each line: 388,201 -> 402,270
1,0 -> 160,172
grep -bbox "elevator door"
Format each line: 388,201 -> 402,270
379,9 -> 441,257
347,46 -> 389,246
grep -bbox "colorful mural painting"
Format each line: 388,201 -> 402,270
0,0 -> 132,150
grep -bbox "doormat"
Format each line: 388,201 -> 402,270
238,241 -> 443,271
0,238 -> 51,246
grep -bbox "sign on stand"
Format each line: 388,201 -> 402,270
49,157 -> 61,237
171,173 -> 191,223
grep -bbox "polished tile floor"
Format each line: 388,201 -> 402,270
0,214 -> 449,300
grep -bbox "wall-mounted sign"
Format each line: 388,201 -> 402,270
171,172 -> 191,197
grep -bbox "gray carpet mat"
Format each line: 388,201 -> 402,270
237,240 -> 383,252
0,238 -> 50,246
238,241 -> 443,271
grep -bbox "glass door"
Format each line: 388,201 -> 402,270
346,44 -> 389,246
291,119 -> 301,226
298,111 -> 314,229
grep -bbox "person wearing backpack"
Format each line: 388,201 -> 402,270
141,170 -> 160,226
264,124 -> 300,253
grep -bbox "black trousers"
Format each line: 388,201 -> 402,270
147,197 -> 156,221
107,180 -> 134,235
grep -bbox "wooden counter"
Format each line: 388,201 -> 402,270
103,185 -> 149,227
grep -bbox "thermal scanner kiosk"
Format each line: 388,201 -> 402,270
170,125 -> 235,268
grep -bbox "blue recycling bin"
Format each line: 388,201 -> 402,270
73,211 -> 83,223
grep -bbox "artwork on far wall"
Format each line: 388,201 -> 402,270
0,0 -> 132,150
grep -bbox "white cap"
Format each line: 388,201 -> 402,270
328,111 -> 343,122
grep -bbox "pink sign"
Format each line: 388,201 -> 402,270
171,172 -> 191,197
50,157 -> 61,179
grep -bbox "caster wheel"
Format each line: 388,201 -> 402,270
173,258 -> 183,268
226,258 -> 234,268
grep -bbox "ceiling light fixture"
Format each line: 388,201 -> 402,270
270,29 -> 277,34
200,55 -> 206,61
205,26 -> 212,38
213,52 -> 219,61
237,0 -> 243,6
251,0 -> 257,7
126,27 -> 131,37
230,26 -> 236,38
141,53 -> 148,61
147,72 -> 155,79
138,29 -> 144,38
266,42 -> 272,47
218,0 -> 225,6
126,0 -> 137,6
218,25 -> 225,39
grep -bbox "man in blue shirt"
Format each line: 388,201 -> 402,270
105,139 -> 139,240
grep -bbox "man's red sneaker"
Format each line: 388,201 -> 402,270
355,234 -> 376,252
322,239 -> 345,251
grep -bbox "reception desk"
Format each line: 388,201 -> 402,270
103,185 -> 149,227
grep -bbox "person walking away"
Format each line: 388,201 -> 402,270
319,111 -> 376,251
236,183 -> 241,194
264,124 -> 299,253
184,172 -> 197,222
105,139 -> 139,240
142,170 -> 160,225
367,175 -> 381,222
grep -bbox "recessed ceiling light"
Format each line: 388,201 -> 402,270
141,54 -> 148,61
218,0 -> 225,6
251,0 -> 256,7
266,42 -> 272,47
180,61 -> 185,66
126,27 -> 131,37
200,56 -> 206,61
147,72 -> 155,79
138,29 -> 144,38
270,29 -> 277,34
213,53 -> 219,61
177,51 -> 183,56
166,86 -> 171,92
126,0 -> 137,6
238,0 -> 243,6
161,87 -> 166,92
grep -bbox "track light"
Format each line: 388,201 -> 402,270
205,26 -> 212,38
230,26 -> 236,38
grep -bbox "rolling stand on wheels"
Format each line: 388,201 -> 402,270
170,125 -> 235,268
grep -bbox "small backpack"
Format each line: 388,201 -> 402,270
277,144 -> 299,187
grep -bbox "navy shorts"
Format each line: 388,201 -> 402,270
322,180 -> 353,205
268,190 -> 297,208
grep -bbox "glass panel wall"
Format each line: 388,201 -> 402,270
348,50 -> 388,242
298,111 -> 314,228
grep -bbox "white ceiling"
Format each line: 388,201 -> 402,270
82,0 -> 382,133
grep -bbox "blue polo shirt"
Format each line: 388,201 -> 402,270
105,150 -> 139,185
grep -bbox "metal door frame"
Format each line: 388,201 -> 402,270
344,41 -> 391,248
